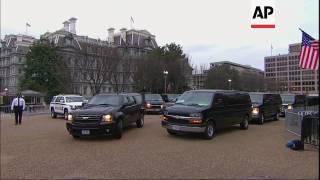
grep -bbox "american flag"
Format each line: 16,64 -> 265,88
299,30 -> 319,70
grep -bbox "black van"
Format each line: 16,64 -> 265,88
161,90 -> 252,139
280,94 -> 306,116
249,92 -> 282,124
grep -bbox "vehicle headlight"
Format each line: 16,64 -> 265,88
189,113 -> 202,118
252,107 -> 259,115
102,114 -> 113,123
161,105 -> 164,109
67,114 -> 74,121
161,115 -> 168,121
146,103 -> 151,108
287,105 -> 293,110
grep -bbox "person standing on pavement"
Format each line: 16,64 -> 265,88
10,93 -> 26,125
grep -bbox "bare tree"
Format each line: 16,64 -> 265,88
74,44 -> 120,95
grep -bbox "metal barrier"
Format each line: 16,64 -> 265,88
301,114 -> 319,146
285,108 -> 319,147
0,105 -> 46,113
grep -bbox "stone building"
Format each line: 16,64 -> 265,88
265,43 -> 319,94
0,34 -> 36,96
40,18 -> 159,96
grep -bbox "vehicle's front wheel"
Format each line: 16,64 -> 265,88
258,113 -> 265,125
240,116 -> 249,130
72,135 -> 80,139
136,115 -> 144,128
51,108 -> 57,118
64,109 -> 68,120
113,119 -> 123,139
203,121 -> 216,140
274,112 -> 280,121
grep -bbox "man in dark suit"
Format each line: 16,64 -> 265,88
10,93 -> 26,125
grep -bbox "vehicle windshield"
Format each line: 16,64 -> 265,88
145,94 -> 163,101
176,92 -> 214,107
249,94 -> 263,104
88,95 -> 121,106
281,95 -> 295,103
65,96 -> 84,103
167,94 -> 180,101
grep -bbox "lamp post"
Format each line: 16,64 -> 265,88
228,79 -> 232,90
163,70 -> 168,94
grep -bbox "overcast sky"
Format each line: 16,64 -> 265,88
1,0 -> 319,70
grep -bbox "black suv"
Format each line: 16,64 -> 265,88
280,94 -> 306,116
249,92 -> 282,124
66,93 -> 144,139
144,94 -> 164,114
161,90 -> 252,139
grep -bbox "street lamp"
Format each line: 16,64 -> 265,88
163,70 -> 168,94
228,79 -> 232,90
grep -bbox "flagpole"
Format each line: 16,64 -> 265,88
314,70 -> 318,93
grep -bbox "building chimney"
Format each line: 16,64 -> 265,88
69,17 -> 77,34
120,28 -> 127,43
63,21 -> 70,32
108,27 -> 115,44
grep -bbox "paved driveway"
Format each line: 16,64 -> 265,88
1,114 -> 318,179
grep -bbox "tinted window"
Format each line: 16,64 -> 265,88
295,95 -> 306,104
127,96 -> 135,104
213,94 -> 224,106
145,94 -> 163,101
66,96 -> 84,103
249,93 -> 263,103
133,95 -> 142,104
281,95 -> 295,103
167,94 -> 180,102
306,96 -> 319,106
176,91 -> 214,107
55,96 -> 62,103
88,95 -> 121,106
51,96 -> 57,103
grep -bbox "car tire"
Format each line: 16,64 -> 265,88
203,121 -> 215,140
274,112 -> 280,121
259,114 -> 265,125
136,115 -> 144,128
51,108 -> 57,118
167,129 -> 177,135
113,119 -> 123,139
72,135 -> 80,139
64,109 -> 68,120
240,116 -> 249,130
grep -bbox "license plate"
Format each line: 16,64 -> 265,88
81,130 -> 90,135
171,125 -> 180,131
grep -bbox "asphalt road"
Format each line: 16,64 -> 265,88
1,114 -> 318,179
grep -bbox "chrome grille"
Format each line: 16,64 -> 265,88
74,115 -> 101,123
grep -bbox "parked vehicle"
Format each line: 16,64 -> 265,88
50,94 -> 85,119
249,92 -> 282,124
280,94 -> 306,116
66,93 -> 144,139
305,94 -> 319,106
161,90 -> 252,139
161,94 -> 180,109
144,94 -> 164,114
